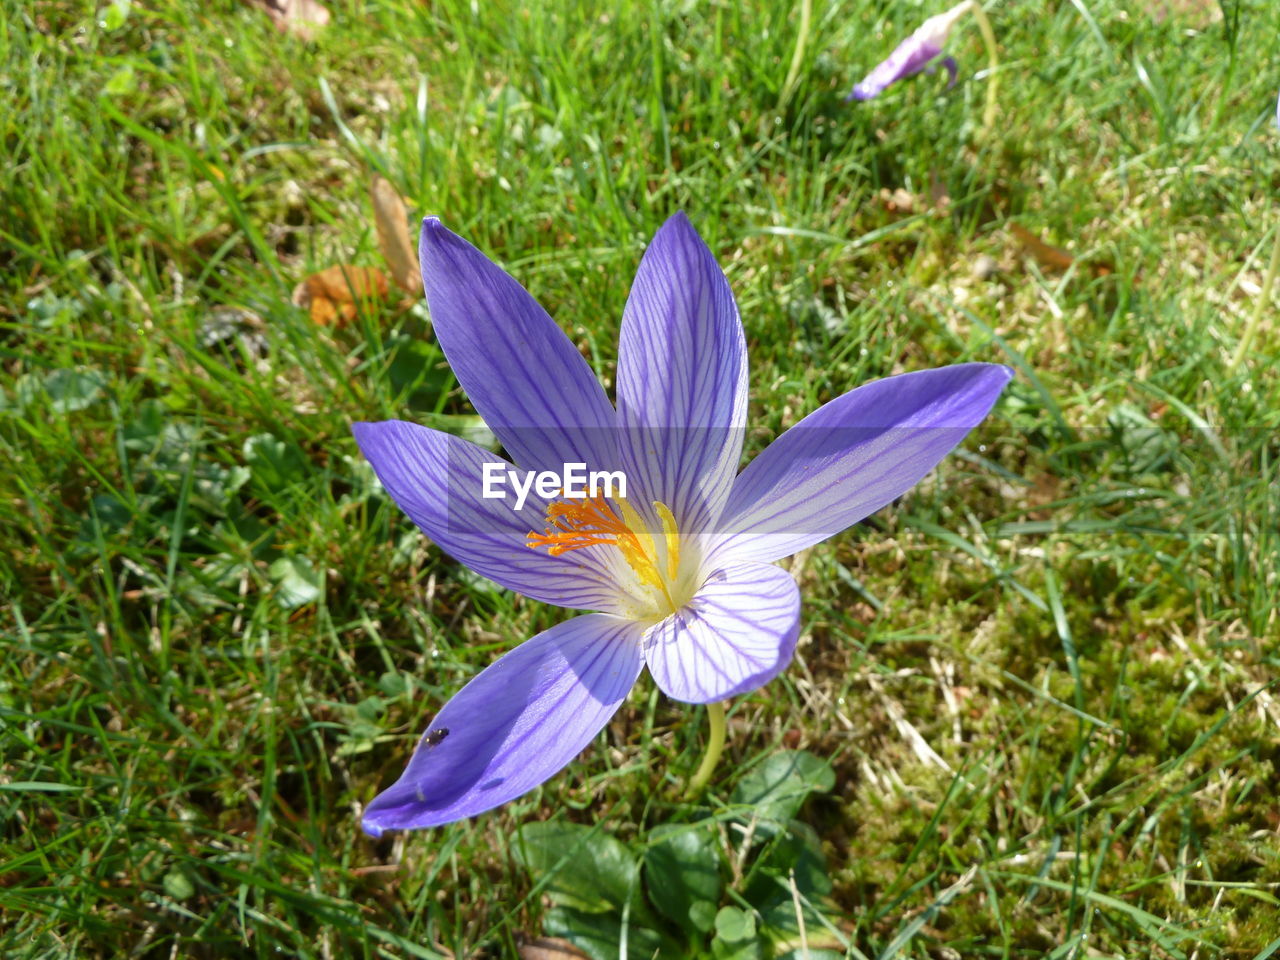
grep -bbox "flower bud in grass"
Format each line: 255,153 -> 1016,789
846,0 -> 971,101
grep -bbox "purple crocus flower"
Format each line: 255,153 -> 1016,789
352,212 -> 1011,835
847,0 -> 971,101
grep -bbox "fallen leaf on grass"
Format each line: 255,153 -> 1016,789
245,0 -> 330,40
370,175 -> 422,294
291,265 -> 389,327
1009,222 -> 1113,277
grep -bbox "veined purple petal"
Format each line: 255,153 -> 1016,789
616,213 -> 748,533
362,614 -> 645,835
420,219 -> 619,475
643,561 -> 799,704
847,1 -> 970,101
353,420 -> 624,611
710,363 -> 1012,566
847,40 -> 942,101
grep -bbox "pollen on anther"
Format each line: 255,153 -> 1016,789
527,495 -> 682,604
526,496 -> 630,556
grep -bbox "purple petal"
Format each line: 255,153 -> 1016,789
710,363 -> 1012,566
420,219 -> 619,474
847,38 -> 944,101
362,613 -> 645,835
643,561 -> 799,704
940,55 -> 959,89
846,3 -> 969,101
615,213 -> 748,532
353,419 -> 624,611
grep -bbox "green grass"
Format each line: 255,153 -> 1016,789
3,0 -> 1280,956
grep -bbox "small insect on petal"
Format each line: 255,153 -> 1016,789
424,727 -> 449,747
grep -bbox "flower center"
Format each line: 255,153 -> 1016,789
527,495 -> 695,619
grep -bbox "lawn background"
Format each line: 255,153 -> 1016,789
3,0 -> 1280,956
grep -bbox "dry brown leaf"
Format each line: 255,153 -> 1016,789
246,0 -> 330,40
1010,222 -> 1114,278
1009,222 -> 1076,272
517,939 -> 591,960
371,176 -> 421,294
291,265 -> 389,327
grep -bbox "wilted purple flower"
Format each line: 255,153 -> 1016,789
353,212 -> 1011,835
847,0 -> 972,101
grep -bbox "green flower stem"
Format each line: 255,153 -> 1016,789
778,0 -> 813,109
1228,223 -> 1280,375
687,701 -> 727,796
966,1 -> 1000,140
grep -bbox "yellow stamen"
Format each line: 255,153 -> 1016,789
525,495 -> 629,555
527,494 -> 684,610
654,500 -> 680,582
